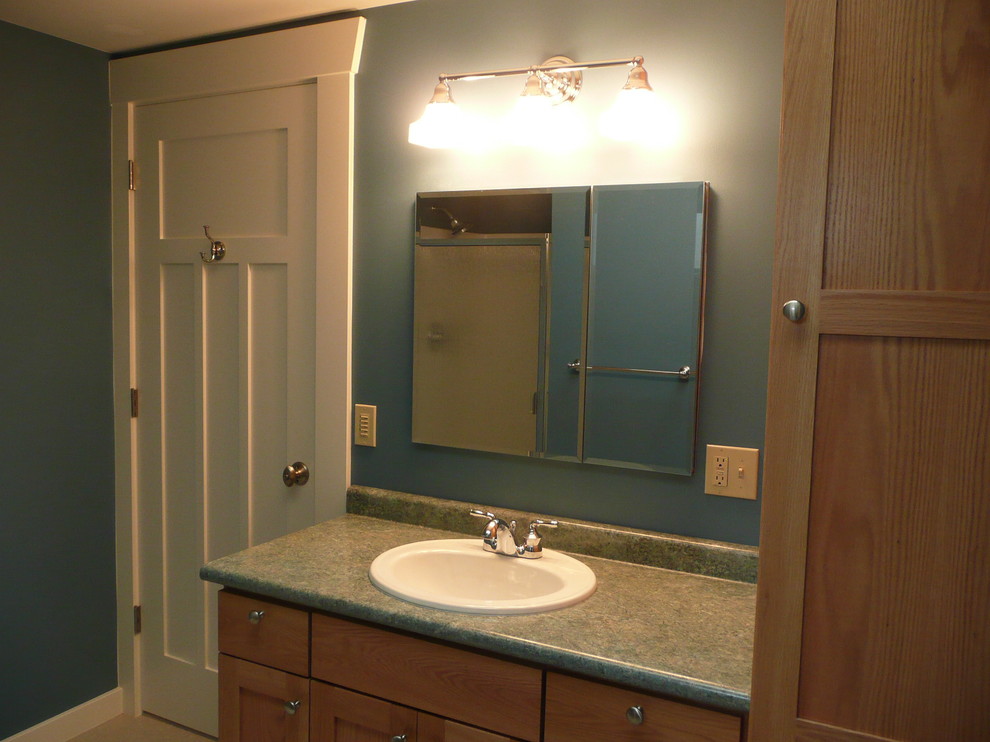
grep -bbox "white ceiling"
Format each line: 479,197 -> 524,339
0,0 -> 413,54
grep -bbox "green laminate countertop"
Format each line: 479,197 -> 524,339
200,514 -> 755,714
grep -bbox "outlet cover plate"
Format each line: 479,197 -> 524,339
705,445 -> 759,499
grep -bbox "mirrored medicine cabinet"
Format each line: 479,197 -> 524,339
412,182 -> 709,474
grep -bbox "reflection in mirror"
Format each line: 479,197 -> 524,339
412,183 -> 709,473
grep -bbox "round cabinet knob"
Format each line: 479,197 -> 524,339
248,610 -> 265,624
282,462 -> 310,487
283,700 -> 301,715
390,736 -> 407,742
626,705 -> 645,725
782,299 -> 807,322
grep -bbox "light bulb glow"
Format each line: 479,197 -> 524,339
599,88 -> 679,147
502,93 -> 554,146
408,100 -> 468,148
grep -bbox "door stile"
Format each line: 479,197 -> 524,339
748,0 -> 838,738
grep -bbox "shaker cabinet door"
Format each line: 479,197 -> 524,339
218,654 -> 309,742
310,682 -> 417,742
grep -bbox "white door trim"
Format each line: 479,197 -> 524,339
109,18 -> 365,716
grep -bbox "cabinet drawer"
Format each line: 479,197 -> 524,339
311,613 -> 542,742
544,672 -> 742,742
218,591 -> 309,676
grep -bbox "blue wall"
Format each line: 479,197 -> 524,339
0,21 -> 115,738
351,0 -> 783,545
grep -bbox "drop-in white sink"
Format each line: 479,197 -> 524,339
369,539 -> 596,615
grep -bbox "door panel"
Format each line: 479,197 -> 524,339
310,682 -> 418,742
799,336 -> 990,738
749,1 -> 990,740
218,655 -> 309,742
135,83 -> 317,734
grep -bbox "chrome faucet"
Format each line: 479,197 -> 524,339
469,509 -> 558,558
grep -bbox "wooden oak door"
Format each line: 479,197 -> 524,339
749,1 -> 990,740
310,682 -> 418,741
134,82 -> 319,735
219,655 -> 309,742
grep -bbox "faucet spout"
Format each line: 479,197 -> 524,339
468,509 -> 557,558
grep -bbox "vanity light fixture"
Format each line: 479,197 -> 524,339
407,55 -> 667,149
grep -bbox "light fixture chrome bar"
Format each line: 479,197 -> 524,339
567,360 -> 693,380
439,56 -> 643,83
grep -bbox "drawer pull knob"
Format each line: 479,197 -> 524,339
248,610 -> 265,624
284,700 -> 301,715
390,736 -> 407,742
626,705 -> 645,725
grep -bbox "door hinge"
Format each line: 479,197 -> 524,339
128,160 -> 137,191
133,605 -> 142,634
130,388 -> 139,418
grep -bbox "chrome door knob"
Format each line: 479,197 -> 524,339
782,299 -> 806,322
247,610 -> 265,624
626,705 -> 645,725
282,462 -> 310,487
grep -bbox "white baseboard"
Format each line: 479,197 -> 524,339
3,688 -> 124,742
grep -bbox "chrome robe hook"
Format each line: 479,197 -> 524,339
201,225 -> 226,263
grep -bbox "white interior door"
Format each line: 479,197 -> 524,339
134,83 -> 317,735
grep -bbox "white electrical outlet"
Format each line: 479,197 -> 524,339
705,445 -> 759,499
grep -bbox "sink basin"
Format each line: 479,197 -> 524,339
369,539 -> 596,615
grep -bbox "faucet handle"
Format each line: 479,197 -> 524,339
523,519 -> 559,557
529,518 -> 559,531
469,508 -> 497,521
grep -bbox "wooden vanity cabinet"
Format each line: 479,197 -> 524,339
218,590 -> 742,742
218,592 -> 311,742
544,672 -> 742,742
310,613 -> 541,741
219,654 -> 310,742
310,682 -> 417,741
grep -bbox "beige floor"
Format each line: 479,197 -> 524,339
68,714 -> 214,742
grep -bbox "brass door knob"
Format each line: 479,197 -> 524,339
282,462 -> 310,487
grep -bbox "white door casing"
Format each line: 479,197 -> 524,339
110,18 -> 365,731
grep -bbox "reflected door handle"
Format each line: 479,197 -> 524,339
282,462 -> 310,487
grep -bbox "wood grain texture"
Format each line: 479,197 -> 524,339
795,718 -> 899,742
823,0 -> 990,291
418,714 -> 518,742
310,681 -> 417,742
218,654 -> 308,742
543,673 -> 741,742
218,590 -> 310,676
748,0 -> 837,739
311,614 -> 542,742
799,336 -> 990,740
819,290 -> 990,339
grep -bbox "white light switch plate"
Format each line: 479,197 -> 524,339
705,445 -> 759,499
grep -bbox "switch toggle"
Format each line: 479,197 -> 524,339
705,445 -> 759,499
354,404 -> 377,447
